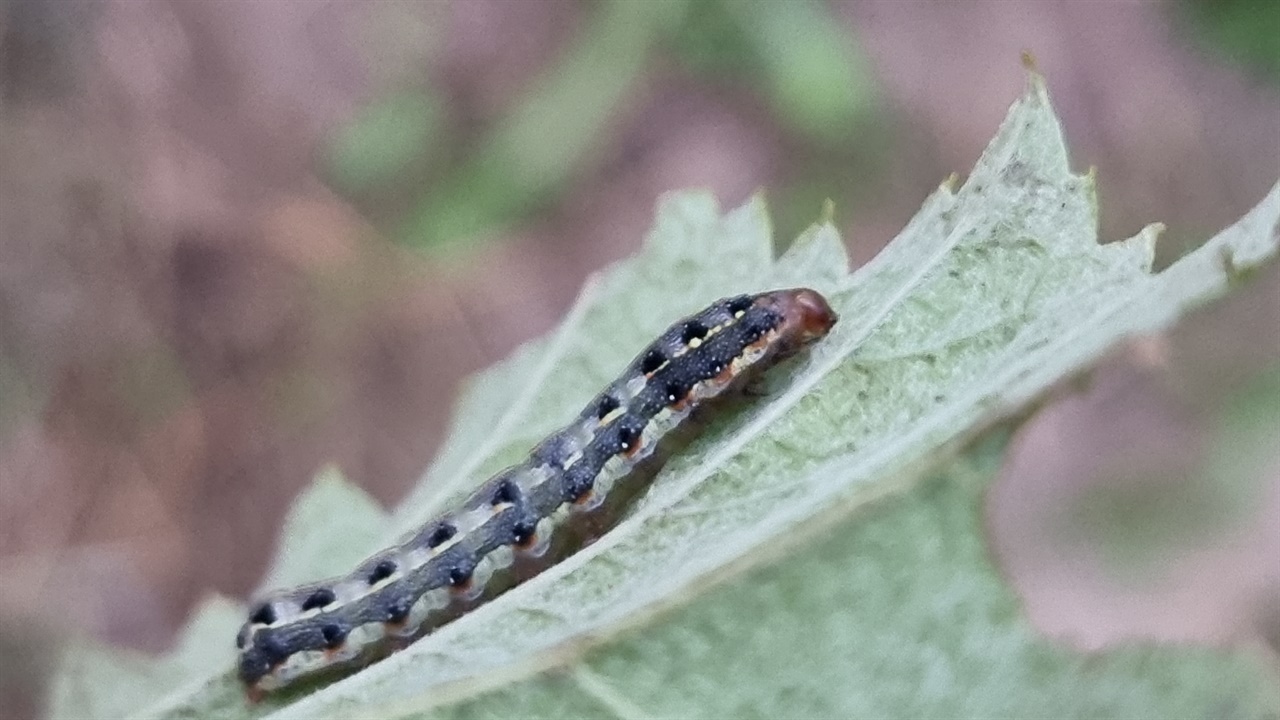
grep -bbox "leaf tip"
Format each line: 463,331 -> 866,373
746,190 -> 774,236
312,463 -> 353,489
1021,65 -> 1052,110
819,198 -> 836,226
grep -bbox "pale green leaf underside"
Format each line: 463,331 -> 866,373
47,76 -> 1280,720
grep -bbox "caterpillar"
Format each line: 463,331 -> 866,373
235,288 -> 837,698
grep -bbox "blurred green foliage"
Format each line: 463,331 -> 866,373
324,0 -> 884,254
719,0 -> 877,145
1179,0 -> 1280,82
325,0 -> 1275,256
326,90 -> 443,195
673,0 -> 877,145
673,0 -> 888,250
398,0 -> 688,250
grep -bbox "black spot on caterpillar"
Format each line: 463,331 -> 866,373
235,288 -> 837,698
300,588 -> 335,612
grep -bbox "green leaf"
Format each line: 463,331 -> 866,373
46,75 -> 1280,720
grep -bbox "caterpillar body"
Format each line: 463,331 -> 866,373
235,288 -> 838,697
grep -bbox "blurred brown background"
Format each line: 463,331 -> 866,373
1,1 -> 1277,715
